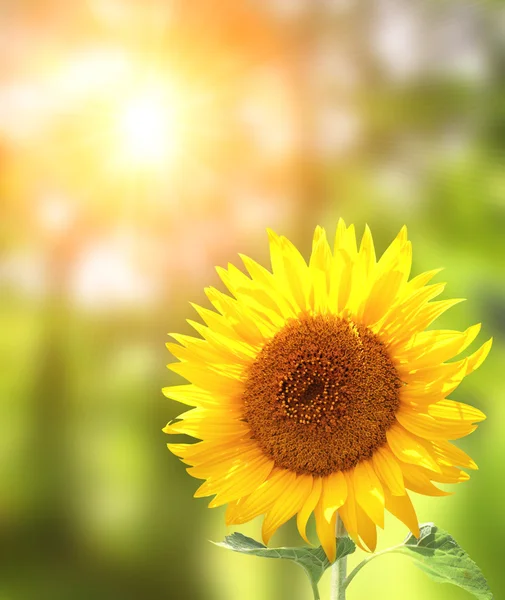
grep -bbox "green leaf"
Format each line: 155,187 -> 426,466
344,522 -> 493,600
215,533 -> 356,600
394,523 -> 493,600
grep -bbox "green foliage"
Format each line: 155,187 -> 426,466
344,523 -> 493,600
215,532 -> 356,600
395,524 -> 494,600
218,524 -> 493,600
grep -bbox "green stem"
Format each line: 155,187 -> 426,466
343,544 -> 403,591
330,515 -> 347,599
311,580 -> 321,600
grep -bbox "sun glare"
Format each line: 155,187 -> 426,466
117,91 -> 177,168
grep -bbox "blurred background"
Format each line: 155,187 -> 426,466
1,0 -> 504,599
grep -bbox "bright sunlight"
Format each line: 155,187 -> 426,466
117,89 -> 178,169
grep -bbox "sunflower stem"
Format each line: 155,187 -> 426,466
330,515 -> 347,600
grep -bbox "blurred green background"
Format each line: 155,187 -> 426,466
1,0 -> 504,599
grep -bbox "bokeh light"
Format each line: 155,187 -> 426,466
117,89 -> 177,167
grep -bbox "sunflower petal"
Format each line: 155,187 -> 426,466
428,400 -> 486,423
401,461 -> 452,496
346,226 -> 376,316
428,464 -> 470,484
315,494 -> 337,561
178,439 -> 256,468
396,406 -> 479,441
353,460 -> 385,527
198,456 -> 274,506
334,219 -> 357,256
401,324 -> 482,369
229,469 -> 290,523
163,413 -> 249,439
356,503 -> 378,552
162,384 -> 221,407
239,254 -> 299,317
393,298 -> 466,349
262,474 -> 313,544
338,472 -> 365,550
267,229 -> 311,311
383,487 -> 420,538
387,423 -> 442,472
297,477 -> 323,544
372,446 -> 406,496
431,440 -> 478,470
322,471 -> 348,522
310,226 -> 333,313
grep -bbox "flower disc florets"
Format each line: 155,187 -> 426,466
243,313 -> 402,476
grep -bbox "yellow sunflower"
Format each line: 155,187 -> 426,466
163,221 -> 491,561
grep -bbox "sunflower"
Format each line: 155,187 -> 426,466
163,221 -> 491,561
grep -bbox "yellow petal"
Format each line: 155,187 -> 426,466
401,462 -> 452,497
229,469 -> 290,523
346,226 -> 376,316
360,266 -> 407,326
162,384 -> 221,407
381,283 -> 447,334
353,460 -> 385,528
173,318 -> 259,362
377,226 -> 408,268
329,219 -> 358,314
408,336 -> 491,389
334,219 -> 357,256
384,487 -> 420,538
396,406 -> 479,441
268,229 -> 311,312
400,360 -> 469,401
404,268 -> 443,293
428,400 -> 486,423
187,446 -> 261,479
225,498 -> 244,525
163,412 -> 249,439
197,455 -> 274,506
356,503 -> 377,552
386,423 -> 442,472
322,471 -> 348,522
385,296 -> 465,352
404,355 -> 469,386
262,474 -> 313,544
297,477 -> 323,544
239,254 -> 299,318
400,324 -> 481,369
427,464 -> 470,484
372,446 -> 406,496
205,286 -> 275,342
216,264 -> 289,329
328,248 -> 354,314
465,337 -> 493,373
315,494 -> 337,562
167,361 -> 245,397
189,303 -> 237,339
310,226 -> 332,314
358,224 -> 376,278
431,439 -> 478,470
338,472 -> 364,550
392,298 -> 466,350
166,340 -> 248,372
172,438 -> 256,468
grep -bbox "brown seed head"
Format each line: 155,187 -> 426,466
242,313 -> 402,476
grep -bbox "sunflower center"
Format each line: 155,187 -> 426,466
242,314 -> 402,476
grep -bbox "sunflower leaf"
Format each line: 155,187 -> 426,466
214,532 -> 356,600
344,522 -> 493,600
394,523 -> 493,599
